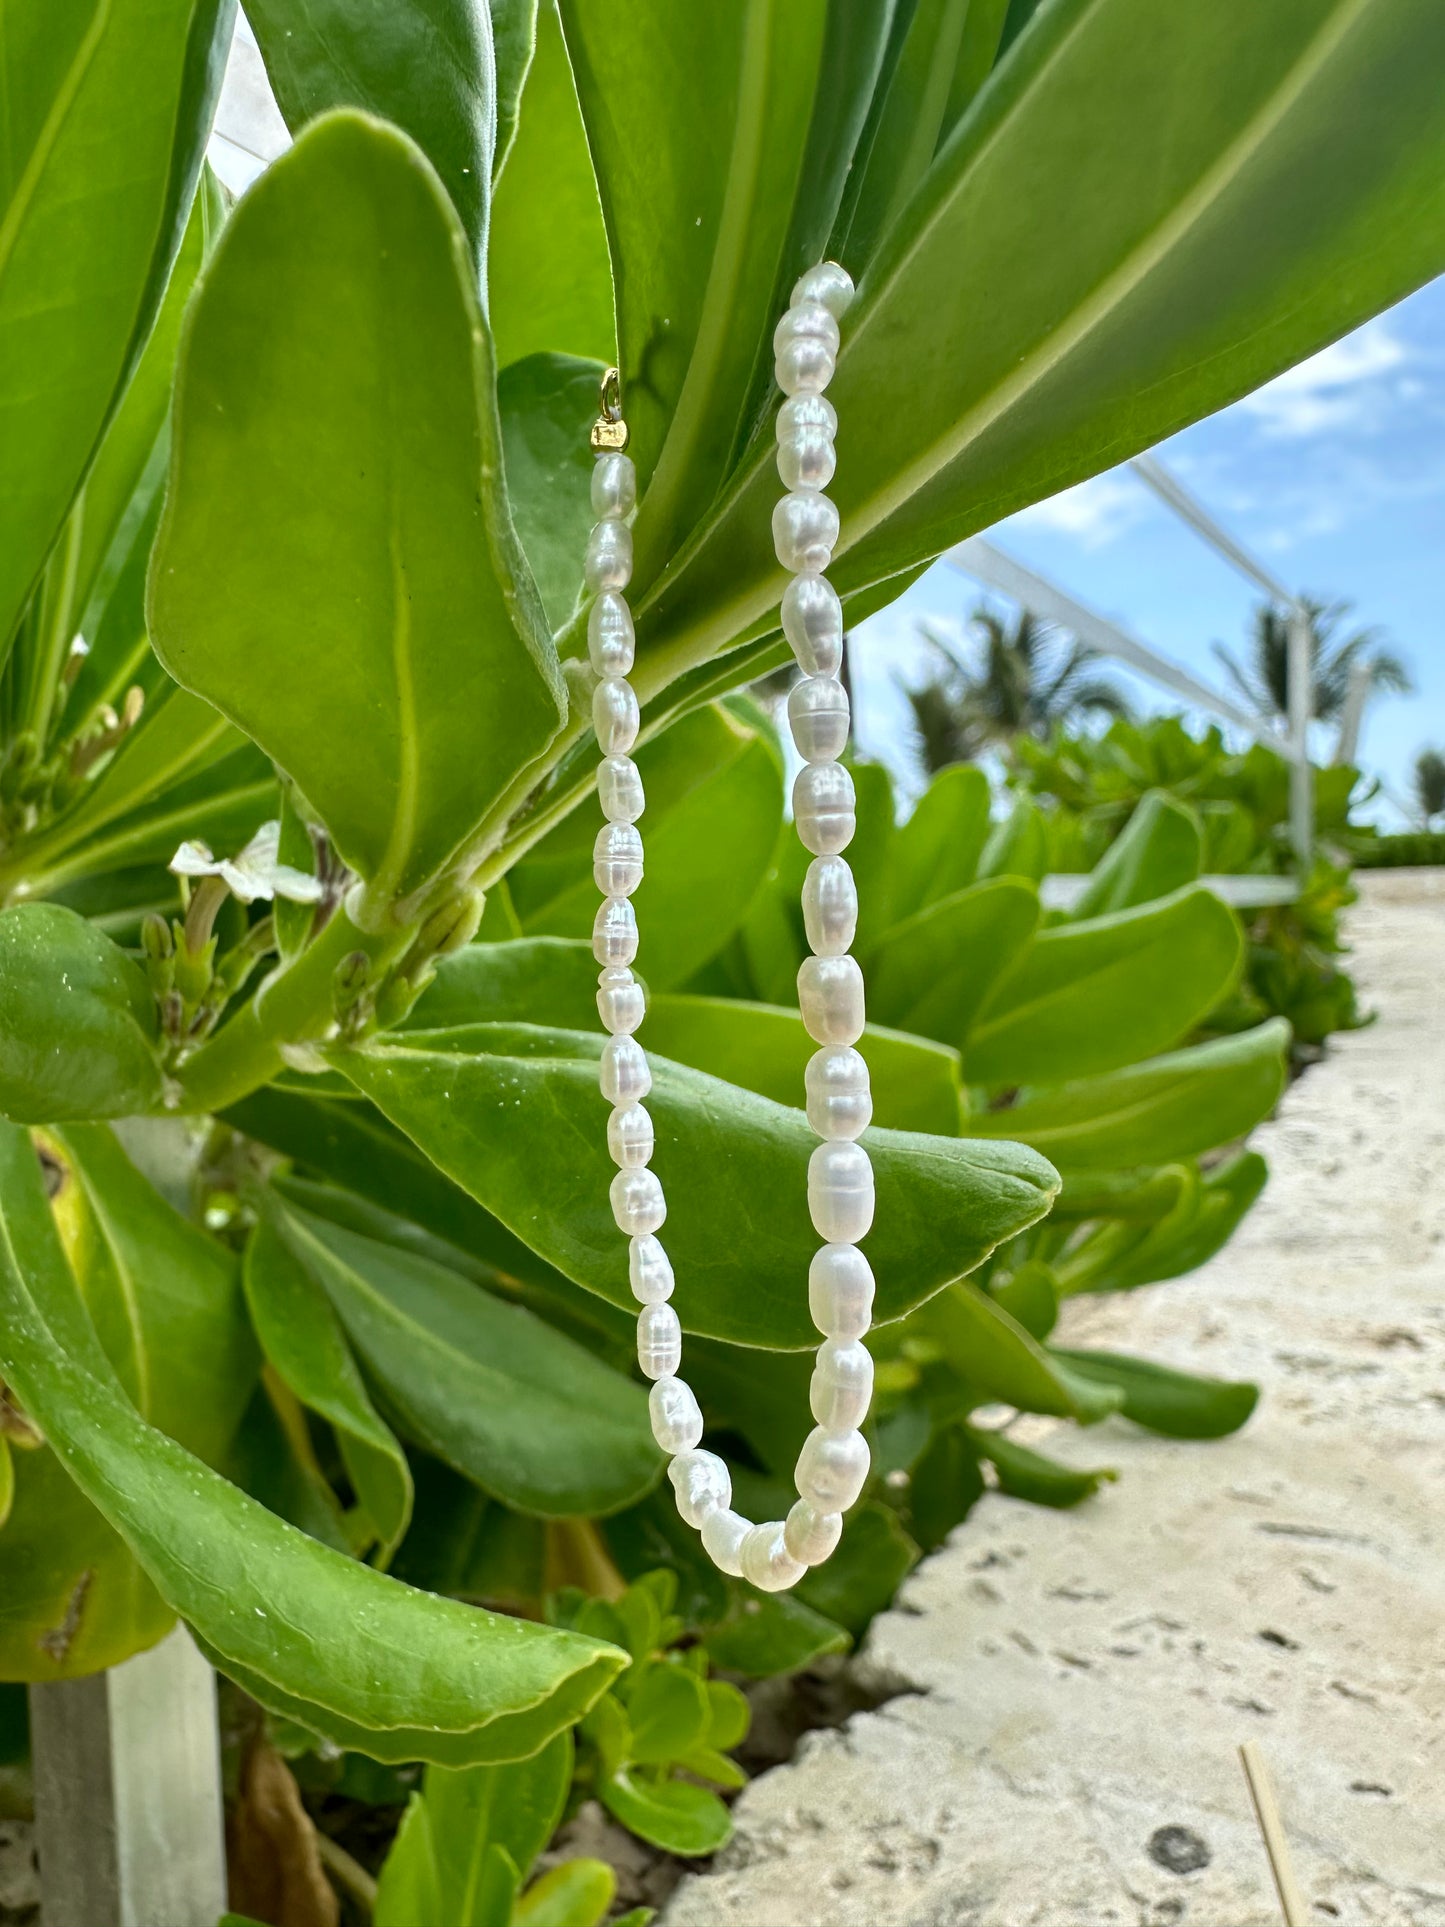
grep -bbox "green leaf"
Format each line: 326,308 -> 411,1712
151,111 -> 564,903
509,705 -> 783,990
1050,1348 -> 1258,1439
1070,790 -> 1202,917
971,1428 -> 1115,1509
243,1215 -> 412,1563
795,1503 -> 918,1637
627,1663 -> 710,1766
1058,1150 -> 1270,1294
704,1679 -> 750,1752
966,885 -> 1243,1086
869,878 -> 1040,1049
0,905 -> 161,1123
373,1797 -> 442,1927
0,0 -> 232,655
704,1587 -> 849,1677
245,0 -> 495,259
916,1282 -> 1122,1422
888,764 -> 992,922
990,1257 -> 1058,1340
976,796 -> 1047,884
221,1378 -> 354,1554
907,1422 -> 986,1552
335,1022 -> 1058,1348
407,936 -> 597,1031
972,1020 -> 1290,1169
268,1196 -> 659,1517
0,1124 -> 625,1762
390,1460 -> 546,1609
499,353 -> 602,632
514,1859 -> 617,1927
600,1770 -> 732,1859
423,1734 -> 571,1908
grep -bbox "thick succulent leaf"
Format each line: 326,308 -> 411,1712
973,1020 -> 1290,1169
499,353 -> 602,632
907,1422 -> 985,1552
888,764 -> 992,923
150,112 -> 564,902
0,1126 -> 625,1764
1070,790 -> 1201,918
972,1428 -> 1115,1508
0,0 -> 233,655
1059,1149 -> 1270,1293
599,1771 -> 731,1859
333,1023 -> 1059,1348
514,1861 -> 616,1927
869,878 -> 1040,1049
965,885 -> 1243,1087
916,1281 -> 1122,1422
373,1799 -> 442,1927
976,795 -> 1047,884
1051,1348 -> 1259,1439
0,905 -> 162,1123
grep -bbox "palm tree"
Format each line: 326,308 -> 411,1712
1415,748 -> 1445,827
903,606 -> 1129,775
1212,598 -> 1412,725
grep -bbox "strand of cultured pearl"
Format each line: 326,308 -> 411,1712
586,260 -> 872,1593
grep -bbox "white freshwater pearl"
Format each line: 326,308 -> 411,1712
775,334 -> 836,396
593,823 -> 643,896
802,855 -> 857,956
792,261 -> 856,320
637,1302 -> 681,1377
612,1166 -> 666,1236
773,299 -> 841,360
785,1498 -> 843,1566
794,762 -> 855,856
810,1339 -> 874,1432
596,965 -> 645,1036
601,1036 -> 651,1106
795,1426 -> 870,1511
741,1520 -> 806,1593
808,1243 -> 874,1340
650,1374 -> 703,1452
773,492 -> 839,573
629,1233 -> 673,1303
669,1449 -> 732,1528
598,755 -> 644,824
777,425 -> 836,493
777,392 -> 837,445
584,517 -> 632,592
798,955 -> 865,1046
808,1140 -> 874,1243
592,677 -> 639,755
588,592 -> 635,676
780,573 -> 843,676
591,452 -> 637,520
805,1045 -> 872,1140
607,1103 -> 653,1168
788,675 -> 850,762
701,1506 -> 751,1578
592,896 -> 638,965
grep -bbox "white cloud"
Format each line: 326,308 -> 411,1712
1241,321 -> 1409,439
1007,472 -> 1147,550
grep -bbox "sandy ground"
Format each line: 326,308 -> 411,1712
665,869 -> 1445,1927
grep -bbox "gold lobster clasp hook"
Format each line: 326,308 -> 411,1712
591,366 -> 629,450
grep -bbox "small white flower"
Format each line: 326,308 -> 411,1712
170,821 -> 325,906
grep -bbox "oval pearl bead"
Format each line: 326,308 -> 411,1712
669,1449 -> 732,1528
798,955 -> 865,1046
607,1102 -> 653,1168
612,1165 -> 666,1236
773,299 -> 841,360
788,675 -> 850,763
784,1498 -> 843,1567
591,452 -> 637,520
775,333 -> 835,396
805,1045 -> 872,1140
740,1520 -> 806,1593
592,676 -> 639,755
780,573 -> 843,676
598,755 -> 644,824
773,492 -> 839,573
802,855 -> 858,956
700,1506 -> 751,1578
808,1243 -> 874,1340
650,1374 -> 703,1452
584,517 -> 632,591
592,895 -> 638,966
593,823 -> 643,896
601,1036 -> 651,1106
794,762 -> 855,856
637,1302 -> 681,1377
810,1339 -> 874,1432
587,591 -> 635,676
795,1425 -> 870,1512
629,1233 -> 673,1303
792,260 -> 856,320
597,965 -> 645,1036
808,1140 -> 874,1243
777,425 -> 836,493
777,392 -> 837,444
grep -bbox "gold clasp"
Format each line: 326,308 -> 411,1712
591,366 -> 629,450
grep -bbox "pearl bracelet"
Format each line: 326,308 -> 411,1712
585,262 -> 873,1591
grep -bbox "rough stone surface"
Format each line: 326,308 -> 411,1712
666,871 -> 1445,1927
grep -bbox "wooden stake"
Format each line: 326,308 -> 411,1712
1239,1740 -> 1309,1927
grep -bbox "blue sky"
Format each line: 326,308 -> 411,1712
852,275 -> 1445,826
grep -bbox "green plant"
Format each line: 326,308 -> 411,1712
3,0 -> 1444,1804
1351,826 -> 1445,867
1212,598 -> 1412,725
1413,747 -> 1445,827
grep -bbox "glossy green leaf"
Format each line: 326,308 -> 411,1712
499,353 -> 602,632
0,1124 -> 625,1762
600,1769 -> 732,1859
917,1282 -> 1123,1422
151,112 -> 564,903
972,1020 -> 1290,1169
888,763 -> 992,922
0,0 -> 233,654
0,905 -> 162,1123
990,1257 -> 1058,1339
1058,1150 -> 1270,1293
245,0 -> 495,258
1051,1348 -> 1259,1439
221,1377 -> 353,1555
335,1022 -> 1058,1348
268,1196 -> 659,1517
966,885 -> 1243,1086
1071,790 -> 1202,918
391,1459 -> 546,1610
373,1798 -> 443,1927
977,796 -> 1047,884
868,878 -> 1040,1049
514,1860 -> 616,1927
971,1428 -> 1115,1509
627,1663 -> 710,1765
937,0 -> 1011,143
795,1502 -> 918,1636
0,1438 -> 11,1532
243,1215 -> 412,1563
408,935 -> 597,1031
907,1422 -> 985,1552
